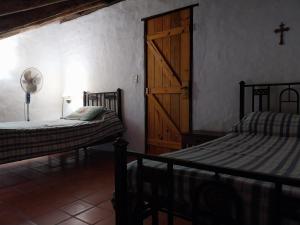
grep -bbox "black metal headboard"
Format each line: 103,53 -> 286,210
83,89 -> 122,121
240,81 -> 300,120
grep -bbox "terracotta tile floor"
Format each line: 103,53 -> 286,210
0,149 -> 191,225
0,150 -> 115,225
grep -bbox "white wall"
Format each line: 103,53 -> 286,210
0,0 -> 299,153
58,0 -> 300,152
193,0 -> 300,130
0,24 -> 63,122
59,0 -> 199,152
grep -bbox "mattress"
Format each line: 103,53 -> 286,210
127,112 -> 300,225
0,111 -> 124,164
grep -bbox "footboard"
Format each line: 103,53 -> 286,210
113,138 -> 300,225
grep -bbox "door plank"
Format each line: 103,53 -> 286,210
147,87 -> 182,94
147,40 -> 181,87
154,17 -> 163,145
162,14 -> 171,143
170,12 -> 181,136
148,139 -> 182,149
148,94 -> 181,135
147,26 -> 188,41
147,19 -> 156,140
180,9 -> 191,133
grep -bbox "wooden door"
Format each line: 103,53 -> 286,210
146,8 -> 191,154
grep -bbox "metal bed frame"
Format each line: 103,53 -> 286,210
83,88 -> 122,121
82,89 -> 123,147
239,81 -> 300,119
0,89 -> 123,165
114,81 -> 300,225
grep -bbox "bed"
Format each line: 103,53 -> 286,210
113,82 -> 300,225
0,89 -> 124,165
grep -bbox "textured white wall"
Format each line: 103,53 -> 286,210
0,24 -> 63,122
59,0 -> 199,152
193,0 -> 300,131
58,0 -> 300,152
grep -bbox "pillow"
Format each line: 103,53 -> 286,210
93,109 -> 117,121
65,106 -> 107,121
233,111 -> 300,137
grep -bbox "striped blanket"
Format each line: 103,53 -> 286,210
0,111 -> 123,164
127,112 -> 300,225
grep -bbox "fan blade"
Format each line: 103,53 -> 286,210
27,84 -> 37,93
22,80 -> 28,85
32,76 -> 41,86
23,71 -> 32,81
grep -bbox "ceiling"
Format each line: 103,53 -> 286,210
0,0 -> 124,39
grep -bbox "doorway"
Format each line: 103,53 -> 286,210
145,7 -> 192,154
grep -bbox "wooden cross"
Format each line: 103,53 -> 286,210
274,22 -> 290,45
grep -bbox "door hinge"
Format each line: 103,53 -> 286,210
145,88 -> 149,95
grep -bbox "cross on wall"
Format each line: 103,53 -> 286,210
274,22 -> 290,45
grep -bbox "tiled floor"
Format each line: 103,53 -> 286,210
0,149 -> 116,225
0,149 -> 191,225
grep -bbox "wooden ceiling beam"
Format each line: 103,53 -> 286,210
0,0 -> 122,39
0,0 -> 70,17
60,7 -> 100,24
60,0 -> 123,24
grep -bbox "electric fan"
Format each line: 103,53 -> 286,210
20,68 -> 43,121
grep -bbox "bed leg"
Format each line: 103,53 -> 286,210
273,183 -> 282,225
151,183 -> 159,225
113,138 -> 129,225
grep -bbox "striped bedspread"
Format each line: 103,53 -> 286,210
127,112 -> 300,225
0,111 -> 123,164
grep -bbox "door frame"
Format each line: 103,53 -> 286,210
143,4 -> 198,153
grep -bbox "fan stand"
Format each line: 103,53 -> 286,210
26,93 -> 30,122
26,104 -> 30,122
